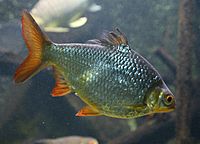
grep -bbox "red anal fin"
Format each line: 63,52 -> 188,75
51,68 -> 71,97
76,106 -> 101,117
51,85 -> 71,97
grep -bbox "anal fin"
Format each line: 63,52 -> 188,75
51,68 -> 71,97
76,106 -> 101,117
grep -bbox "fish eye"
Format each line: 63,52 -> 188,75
163,95 -> 174,105
167,95 -> 173,102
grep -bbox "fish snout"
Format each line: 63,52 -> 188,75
168,95 -> 175,109
161,94 -> 176,112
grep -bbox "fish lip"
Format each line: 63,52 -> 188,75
170,101 -> 176,109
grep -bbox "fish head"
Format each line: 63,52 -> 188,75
146,82 -> 175,114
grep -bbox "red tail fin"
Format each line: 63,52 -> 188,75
14,10 -> 51,83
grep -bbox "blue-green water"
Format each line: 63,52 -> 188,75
0,0 -> 199,144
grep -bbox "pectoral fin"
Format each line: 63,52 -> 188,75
51,68 -> 71,97
76,106 -> 101,116
126,104 -> 147,111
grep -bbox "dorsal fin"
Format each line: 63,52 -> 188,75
87,28 -> 128,46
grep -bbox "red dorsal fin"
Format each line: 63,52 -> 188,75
76,106 -> 101,117
51,68 -> 71,97
87,28 -> 128,46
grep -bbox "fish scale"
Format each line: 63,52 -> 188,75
14,11 -> 175,119
44,43 -> 162,118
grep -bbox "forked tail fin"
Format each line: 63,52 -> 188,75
14,10 -> 51,83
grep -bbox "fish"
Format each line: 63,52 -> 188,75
34,136 -> 98,144
31,0 -> 101,32
14,10 -> 175,119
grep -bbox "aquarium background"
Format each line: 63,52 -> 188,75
0,0 -> 199,144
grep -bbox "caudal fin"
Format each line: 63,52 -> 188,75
14,10 -> 51,83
